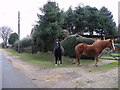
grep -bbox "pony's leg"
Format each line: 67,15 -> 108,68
75,48 -> 82,65
75,50 -> 79,65
95,57 -> 99,66
59,56 -> 62,65
76,54 -> 81,65
55,55 -> 58,66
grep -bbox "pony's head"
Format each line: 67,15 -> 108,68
55,40 -> 60,48
107,39 -> 115,50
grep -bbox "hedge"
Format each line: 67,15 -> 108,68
61,34 -> 95,58
13,37 -> 32,52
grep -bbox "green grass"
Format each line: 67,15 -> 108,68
5,49 -> 95,68
101,54 -> 120,60
111,53 -> 120,56
6,49 -> 21,56
101,56 -> 115,59
27,59 -> 55,68
90,62 -> 120,72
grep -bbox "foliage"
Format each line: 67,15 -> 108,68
118,24 -> 120,36
61,34 -> 95,58
13,37 -> 32,52
62,6 -> 75,33
60,30 -> 69,39
0,26 -> 13,48
96,7 -> 117,36
33,1 -> 64,52
8,33 -> 18,45
115,38 -> 120,44
20,38 -> 32,48
0,42 -> 4,48
62,5 -> 117,36
32,1 -> 117,53
83,6 -> 100,35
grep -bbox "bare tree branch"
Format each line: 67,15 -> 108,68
0,26 -> 13,48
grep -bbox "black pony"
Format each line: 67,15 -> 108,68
53,40 -> 64,66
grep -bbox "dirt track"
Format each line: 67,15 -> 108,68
4,51 -> 118,88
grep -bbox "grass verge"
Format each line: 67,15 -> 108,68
100,56 -> 116,59
5,49 -> 94,68
90,62 -> 119,72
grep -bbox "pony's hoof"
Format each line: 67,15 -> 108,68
95,64 -> 98,67
78,64 -> 82,66
72,62 -> 75,64
55,64 -> 57,66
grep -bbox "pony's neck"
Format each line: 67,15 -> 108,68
58,43 -> 61,48
93,40 -> 108,51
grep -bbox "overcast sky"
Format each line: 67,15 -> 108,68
0,0 -> 119,43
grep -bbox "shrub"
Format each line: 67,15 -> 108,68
8,33 -> 18,46
20,37 -> 32,48
115,44 -> 120,48
0,42 -> 4,48
13,37 -> 32,52
61,34 -> 95,58
115,38 -> 120,44
24,46 -> 32,53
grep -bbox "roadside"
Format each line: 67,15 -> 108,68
3,49 -> 119,88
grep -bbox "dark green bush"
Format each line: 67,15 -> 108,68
24,46 -> 32,53
61,34 -> 95,58
114,44 -> 120,48
0,42 -> 4,48
13,37 -> 32,52
20,37 -> 32,48
115,38 -> 120,44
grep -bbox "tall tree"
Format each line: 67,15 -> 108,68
8,33 -> 18,46
74,5 -> 86,34
62,6 -> 75,34
34,1 -> 63,52
96,7 -> 117,36
0,26 -> 12,48
84,6 -> 99,35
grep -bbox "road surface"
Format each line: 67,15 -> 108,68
0,49 -> 2,89
1,49 -> 37,88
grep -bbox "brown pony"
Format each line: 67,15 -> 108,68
75,39 -> 115,66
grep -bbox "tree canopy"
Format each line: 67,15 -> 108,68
0,26 -> 13,48
33,1 -> 64,52
8,32 -> 18,45
32,1 -> 117,52
62,5 -> 117,36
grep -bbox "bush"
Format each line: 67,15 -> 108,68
0,42 -> 5,48
115,38 -> 120,44
13,37 -> 32,52
61,34 -> 95,58
8,33 -> 18,46
20,37 -> 32,48
115,44 -> 120,48
24,46 -> 32,53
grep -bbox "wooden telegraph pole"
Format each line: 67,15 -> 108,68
18,11 -> 20,53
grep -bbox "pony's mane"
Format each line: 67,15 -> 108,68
92,39 -> 110,45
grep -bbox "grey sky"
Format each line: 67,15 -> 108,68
0,0 -> 119,43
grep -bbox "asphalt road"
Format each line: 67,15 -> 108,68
1,49 -> 37,88
0,49 -> 2,89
